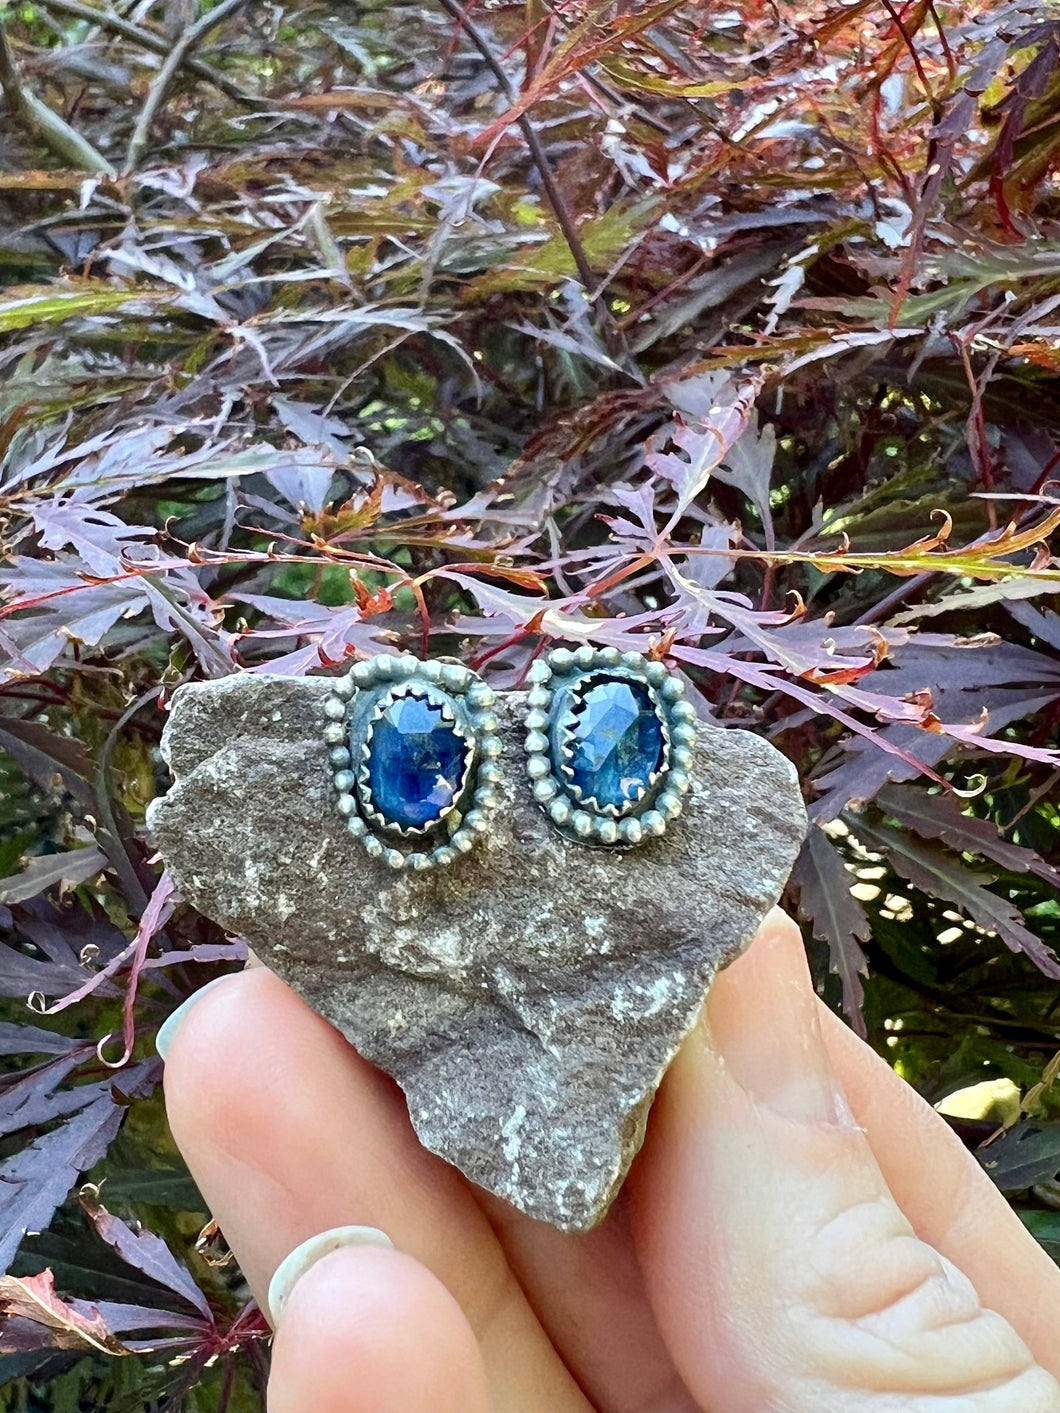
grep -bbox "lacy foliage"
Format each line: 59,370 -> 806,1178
1,0 -> 1060,1403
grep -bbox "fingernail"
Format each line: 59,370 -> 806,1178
155,975 -> 235,1060
267,1226 -> 394,1326
704,916 -> 844,1125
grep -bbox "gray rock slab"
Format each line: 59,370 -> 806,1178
147,673 -> 807,1230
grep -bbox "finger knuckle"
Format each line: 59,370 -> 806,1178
786,1196 -> 1052,1407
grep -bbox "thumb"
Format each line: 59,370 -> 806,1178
630,910 -> 1060,1413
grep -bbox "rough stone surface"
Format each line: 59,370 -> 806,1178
147,674 -> 807,1230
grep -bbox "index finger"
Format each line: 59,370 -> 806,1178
161,965 -> 592,1413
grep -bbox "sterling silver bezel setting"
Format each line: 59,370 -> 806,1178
323,654 -> 500,870
524,646 -> 694,847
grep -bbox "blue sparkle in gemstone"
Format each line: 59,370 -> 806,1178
366,692 -> 469,830
563,677 -> 664,811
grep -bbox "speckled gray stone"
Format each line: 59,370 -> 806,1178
147,673 -> 807,1230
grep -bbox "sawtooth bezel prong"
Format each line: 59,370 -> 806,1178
324,655 -> 499,870
523,646 -> 692,849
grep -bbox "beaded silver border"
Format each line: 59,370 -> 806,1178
524,646 -> 695,847
323,654 -> 501,870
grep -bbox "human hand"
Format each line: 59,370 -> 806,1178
158,909 -> 1060,1412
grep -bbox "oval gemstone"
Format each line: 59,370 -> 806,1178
562,678 -> 664,811
366,692 -> 469,831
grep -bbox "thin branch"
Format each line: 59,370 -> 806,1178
0,21 -> 116,174
1003,769 -> 1060,836
854,500 -> 1049,628
124,0 -> 253,172
853,568 -> 934,627
435,0 -> 593,285
93,685 -> 163,917
0,22 -> 31,125
879,0 -> 939,119
37,0 -> 260,107
434,0 -> 637,371
924,0 -> 957,82
535,0 -> 669,135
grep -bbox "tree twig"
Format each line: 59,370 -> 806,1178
879,0 -> 940,120
123,0 -> 252,172
434,0 -> 636,370
435,0 -> 593,288
0,21 -> 117,174
1003,769 -> 1060,836
0,21 -> 34,126
37,0 -> 261,107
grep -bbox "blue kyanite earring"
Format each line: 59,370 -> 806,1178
322,655 -> 501,869
524,646 -> 694,846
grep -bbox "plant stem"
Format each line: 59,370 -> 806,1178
434,0 -> 637,371
0,21 -> 117,174
37,0 -> 260,106
93,687 -> 163,917
124,0 -> 252,172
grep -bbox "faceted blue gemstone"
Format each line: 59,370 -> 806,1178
366,692 -> 469,830
563,677 -> 664,811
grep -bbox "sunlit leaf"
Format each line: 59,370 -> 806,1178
0,1270 -> 123,1354
0,285 -> 152,334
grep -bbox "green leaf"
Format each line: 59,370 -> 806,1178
94,1167 -> 206,1213
0,284 -> 147,333
979,1121 -> 1060,1191
1018,1209 -> 1060,1262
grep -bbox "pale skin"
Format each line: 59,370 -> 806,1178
162,909 -> 1060,1412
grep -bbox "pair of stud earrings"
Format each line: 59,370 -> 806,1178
321,647 -> 696,871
